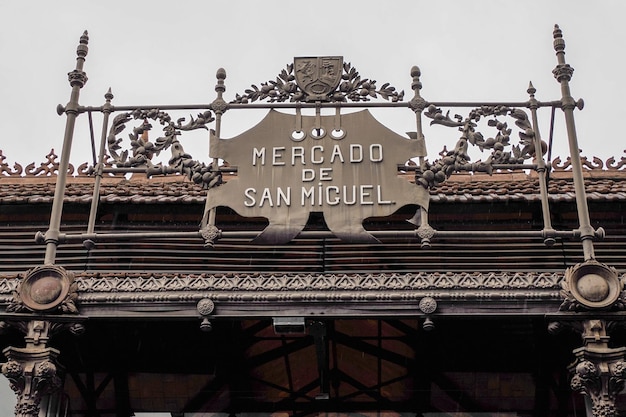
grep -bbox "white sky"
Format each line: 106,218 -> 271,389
0,0 -> 625,413
1,0 -> 625,172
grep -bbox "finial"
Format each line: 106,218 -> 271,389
212,68 -> 228,113
408,65 -> 427,112
105,87 -> 114,101
411,65 -> 422,92
553,24 -> 565,53
552,24 -> 573,82
527,81 -> 536,96
215,68 -> 226,95
77,30 -> 89,58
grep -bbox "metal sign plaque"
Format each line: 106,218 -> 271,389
294,57 -> 343,101
207,110 -> 429,244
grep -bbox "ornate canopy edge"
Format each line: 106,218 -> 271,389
0,272 -> 573,319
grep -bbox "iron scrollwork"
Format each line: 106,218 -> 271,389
107,108 -> 222,189
416,105 -> 539,188
231,60 -> 404,103
0,150 -> 23,176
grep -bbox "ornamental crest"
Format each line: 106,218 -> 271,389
294,57 -> 343,101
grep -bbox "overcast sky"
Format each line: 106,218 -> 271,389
1,0 -> 625,414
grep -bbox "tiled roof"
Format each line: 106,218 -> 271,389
2,173 -> 626,205
1,149 -> 626,204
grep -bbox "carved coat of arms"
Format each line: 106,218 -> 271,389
294,57 -> 343,101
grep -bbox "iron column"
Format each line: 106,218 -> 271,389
552,25 -> 595,260
44,31 -> 89,264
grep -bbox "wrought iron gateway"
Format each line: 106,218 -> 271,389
0,25 -> 625,417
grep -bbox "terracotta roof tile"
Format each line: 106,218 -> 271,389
1,171 -> 626,204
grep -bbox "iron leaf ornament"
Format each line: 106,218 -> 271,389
416,104 -> 539,188
107,108 -> 222,189
232,58 -> 404,103
102,58 -> 544,193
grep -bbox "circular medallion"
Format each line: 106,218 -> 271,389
197,298 -> 215,316
565,261 -> 621,309
419,297 -> 437,314
20,266 -> 71,312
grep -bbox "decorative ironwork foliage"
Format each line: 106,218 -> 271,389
0,150 -> 23,177
106,109 -> 222,189
0,148 -> 624,179
552,154 -> 626,172
606,154 -> 626,171
416,105 -> 539,188
231,61 -> 404,104
12,150 -> 75,177
78,155 -> 124,177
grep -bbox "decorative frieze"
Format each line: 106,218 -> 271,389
74,271 -> 563,292
0,272 -> 566,307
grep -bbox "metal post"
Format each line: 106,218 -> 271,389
408,66 -> 434,248
44,31 -> 89,264
527,82 -> 556,245
86,89 -> 114,235
409,66 -> 428,172
201,68 -> 227,228
552,25 -> 595,260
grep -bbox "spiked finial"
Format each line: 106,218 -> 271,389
552,24 -> 573,82
553,24 -> 565,53
77,30 -> 89,58
527,81 -> 536,97
68,30 -> 89,87
105,87 -> 114,101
